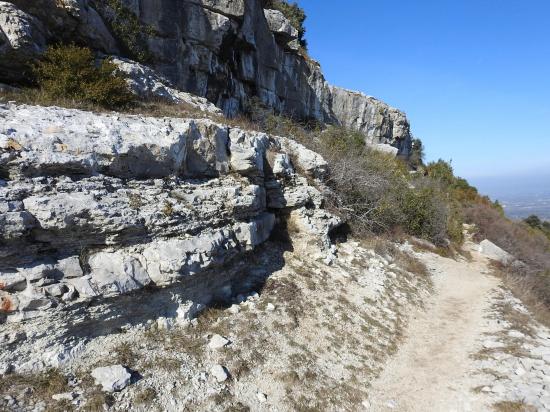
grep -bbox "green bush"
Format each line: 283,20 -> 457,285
426,159 -> 455,187
94,0 -> 157,63
524,215 -> 542,229
409,138 -> 424,169
33,44 -> 134,109
264,0 -> 308,49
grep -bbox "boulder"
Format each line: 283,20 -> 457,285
208,334 -> 230,350
478,240 -> 513,265
0,272 -> 26,292
88,251 -> 151,296
210,364 -> 229,382
91,365 -> 132,392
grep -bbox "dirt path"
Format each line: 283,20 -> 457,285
367,245 -> 500,412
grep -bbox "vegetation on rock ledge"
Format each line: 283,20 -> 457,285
265,0 -> 308,49
92,0 -> 157,63
33,44 -> 134,109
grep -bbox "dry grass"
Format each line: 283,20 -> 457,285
134,387 -> 157,405
493,400 -> 537,412
395,250 -> 428,276
82,391 -> 114,412
1,88 -> 262,134
361,236 -> 429,277
0,369 -> 70,410
465,202 -> 550,318
113,341 -> 138,368
497,300 -> 536,337
489,263 -> 550,329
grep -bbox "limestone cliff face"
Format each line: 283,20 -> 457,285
0,0 -> 412,154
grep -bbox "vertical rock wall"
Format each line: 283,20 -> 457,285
0,0 -> 412,153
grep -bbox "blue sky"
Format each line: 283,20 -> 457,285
297,0 -> 550,188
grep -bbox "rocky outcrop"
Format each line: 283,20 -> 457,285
329,87 -> 412,156
0,103 -> 339,324
0,0 -> 412,154
111,57 -> 223,113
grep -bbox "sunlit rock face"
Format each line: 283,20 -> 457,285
0,103 -> 339,323
0,0 -> 412,154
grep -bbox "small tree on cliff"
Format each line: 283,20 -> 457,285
264,0 -> 308,49
409,138 -> 425,169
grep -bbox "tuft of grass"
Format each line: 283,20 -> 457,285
113,341 -> 138,368
82,390 -> 115,412
134,387 -> 157,405
394,250 -> 428,276
0,369 -> 70,411
162,201 -> 174,216
493,401 -> 537,412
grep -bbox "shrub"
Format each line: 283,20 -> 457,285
264,0 -> 308,49
524,214 -> 542,229
409,138 -> 424,169
93,0 -> 156,62
426,159 -> 455,187
33,44 -> 134,109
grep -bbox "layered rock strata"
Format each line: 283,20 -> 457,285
0,103 -> 340,325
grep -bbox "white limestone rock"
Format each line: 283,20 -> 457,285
52,392 -> 77,402
88,251 -> 151,297
0,104 -> 339,323
189,0 -> 245,18
91,365 -> 132,392
264,9 -> 298,39
208,334 -> 230,350
111,57 -> 222,114
271,153 -> 294,176
478,240 -> 513,265
329,86 -> 411,155
0,2 -> 46,79
210,364 -> 229,382
0,272 -> 26,292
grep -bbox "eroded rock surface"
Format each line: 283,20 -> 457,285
0,103 -> 339,332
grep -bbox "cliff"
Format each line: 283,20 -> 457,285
0,102 -> 340,323
0,0 -> 411,155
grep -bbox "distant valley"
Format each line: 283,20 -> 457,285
469,173 -> 550,221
